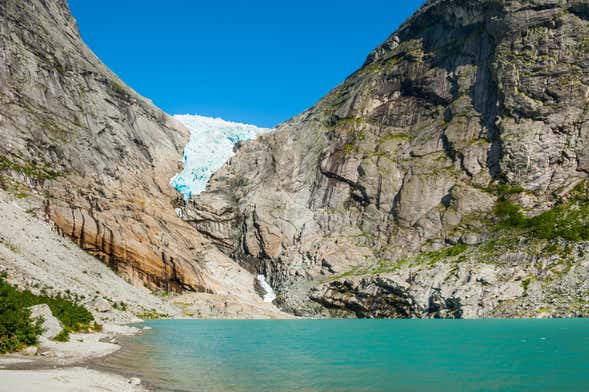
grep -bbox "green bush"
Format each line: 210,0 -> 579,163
0,275 -> 96,351
135,309 -> 169,320
42,293 -> 94,332
12,290 -> 94,332
527,204 -> 589,241
416,243 -> 469,265
0,278 -> 43,353
52,329 -> 69,342
494,199 -> 527,227
494,198 -> 589,241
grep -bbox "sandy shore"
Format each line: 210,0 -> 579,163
0,367 -> 145,392
0,324 -> 148,392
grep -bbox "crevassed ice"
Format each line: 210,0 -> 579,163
170,114 -> 271,200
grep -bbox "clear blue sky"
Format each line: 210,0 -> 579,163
69,1 -> 425,127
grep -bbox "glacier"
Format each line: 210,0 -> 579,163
170,114 -> 271,200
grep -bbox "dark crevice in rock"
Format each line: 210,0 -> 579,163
318,154 -> 371,207
440,132 -> 457,162
472,29 -> 503,181
311,277 -> 465,319
569,3 -> 589,21
390,172 -> 409,224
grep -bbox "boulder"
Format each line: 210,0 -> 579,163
128,377 -> 141,385
21,346 -> 38,356
93,297 -> 112,313
29,304 -> 63,340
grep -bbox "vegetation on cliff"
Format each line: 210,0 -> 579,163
494,182 -> 589,242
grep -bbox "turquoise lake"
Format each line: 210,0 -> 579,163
98,319 -> 589,391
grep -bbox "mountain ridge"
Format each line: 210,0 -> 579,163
181,0 -> 589,317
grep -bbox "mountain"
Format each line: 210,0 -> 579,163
0,0 -> 286,317
0,0 -> 201,290
3,0 -> 588,319
182,0 -> 589,318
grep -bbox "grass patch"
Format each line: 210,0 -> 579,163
342,143 -> 354,154
0,175 -> 32,198
0,275 -> 97,350
325,116 -> 364,131
0,238 -> 19,253
135,309 -> 169,320
328,244 -> 470,281
0,155 -> 61,181
476,183 -> 526,197
494,197 -> 589,241
418,243 -> 469,263
108,80 -> 128,97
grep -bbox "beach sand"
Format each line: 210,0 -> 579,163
0,367 -> 145,392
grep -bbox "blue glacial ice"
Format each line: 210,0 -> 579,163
170,114 -> 271,200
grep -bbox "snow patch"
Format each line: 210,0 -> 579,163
256,274 -> 277,303
170,114 -> 271,200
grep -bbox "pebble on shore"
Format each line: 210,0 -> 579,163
128,377 -> 142,385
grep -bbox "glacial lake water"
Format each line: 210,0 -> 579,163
97,319 -> 589,392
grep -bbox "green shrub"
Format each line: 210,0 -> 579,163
0,276 -> 95,351
498,184 -> 526,195
437,243 -> 468,258
494,198 -> 589,241
494,199 -> 527,227
527,204 -> 589,241
12,289 -> 94,332
0,277 -> 43,353
136,309 -> 169,320
42,293 -> 94,332
415,243 -> 469,265
521,277 -> 532,295
52,329 -> 69,342
112,301 -> 128,311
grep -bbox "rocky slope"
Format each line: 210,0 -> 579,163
0,189 -> 176,323
183,0 -> 589,317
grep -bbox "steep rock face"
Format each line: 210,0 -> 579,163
182,0 -> 589,316
0,0 -> 212,290
311,238 -> 589,319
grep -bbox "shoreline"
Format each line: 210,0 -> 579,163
0,323 -> 150,392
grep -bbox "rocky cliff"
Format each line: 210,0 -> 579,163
183,0 -> 589,317
0,0 -> 300,317
0,0 -> 213,291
